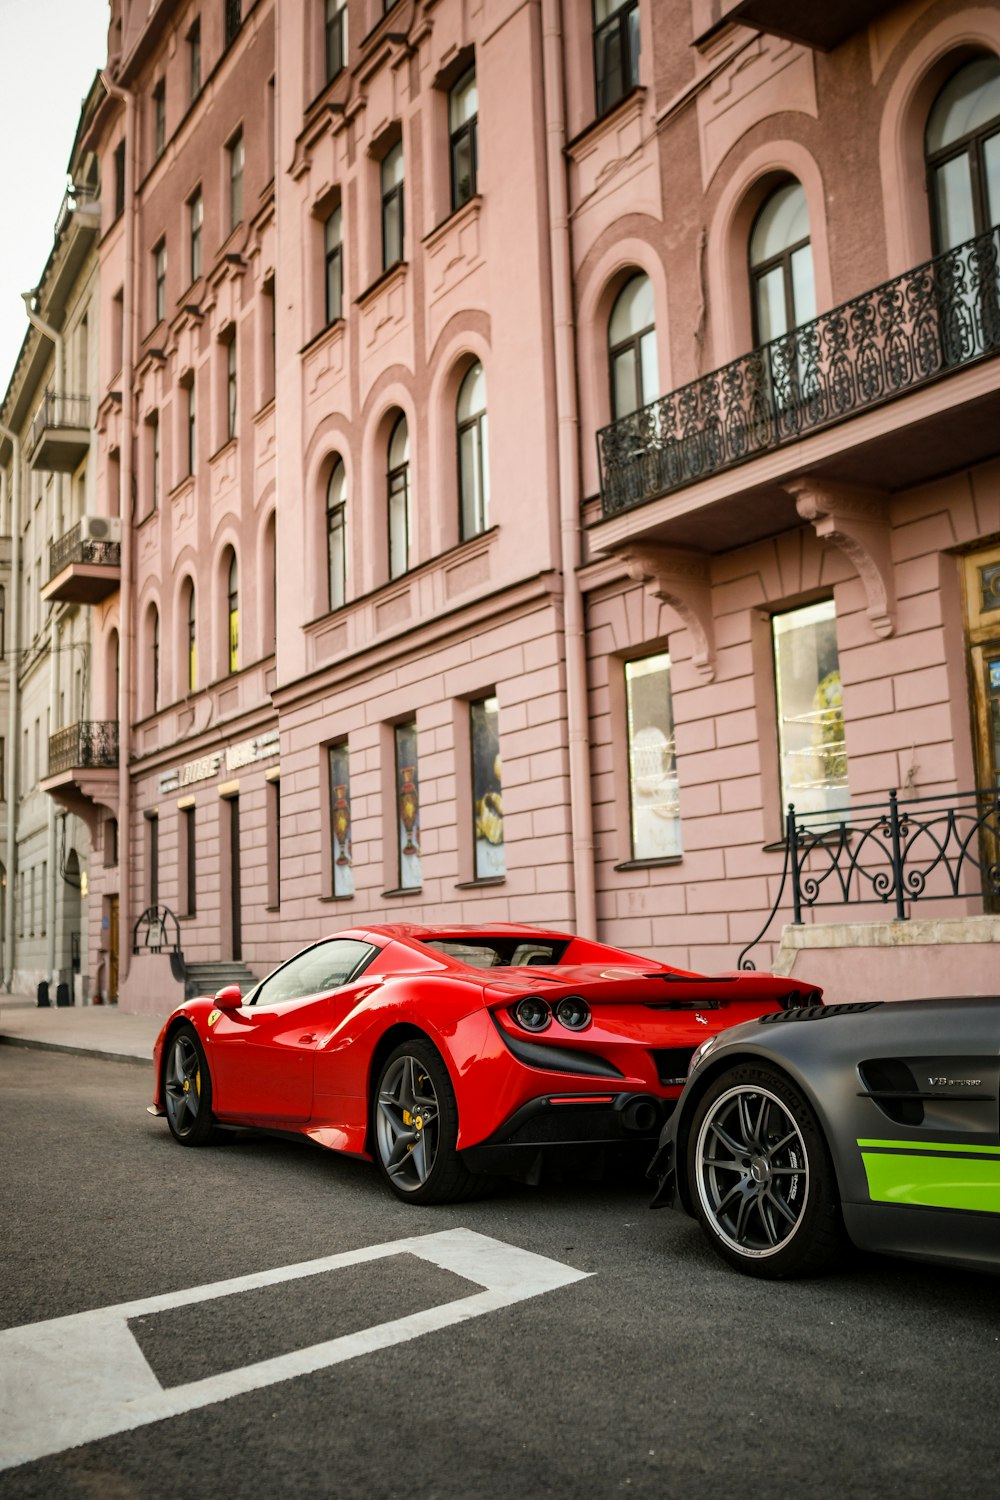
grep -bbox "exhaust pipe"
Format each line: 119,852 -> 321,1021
616,1094 -> 662,1135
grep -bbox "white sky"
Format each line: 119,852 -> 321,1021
0,0 -> 109,400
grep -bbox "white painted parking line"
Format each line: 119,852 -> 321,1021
0,1228 -> 590,1472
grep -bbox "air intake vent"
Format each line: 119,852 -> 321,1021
651,1047 -> 696,1086
858,1059 -> 924,1126
758,1002 -> 881,1025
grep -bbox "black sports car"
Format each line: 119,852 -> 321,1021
649,996 -> 1000,1278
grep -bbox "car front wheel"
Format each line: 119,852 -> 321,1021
686,1062 -> 845,1278
372,1039 -> 486,1205
164,1023 -> 217,1146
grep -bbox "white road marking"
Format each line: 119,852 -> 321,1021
0,1229 -> 590,1472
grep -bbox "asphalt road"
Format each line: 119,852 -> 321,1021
2,1047 -> 999,1500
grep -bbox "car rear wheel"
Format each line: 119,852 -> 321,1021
373,1039 -> 487,1205
686,1062 -> 845,1278
164,1023 -> 217,1146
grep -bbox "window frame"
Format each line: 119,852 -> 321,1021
608,273 -> 657,422
593,0 -> 641,119
387,413 -> 410,579
925,60 -> 1000,253
457,361 -> 489,540
227,551 -> 239,674
189,190 -> 203,284
381,140 -> 405,270
153,239 -> 167,324
324,203 -> 343,324
449,67 -> 478,211
325,0 -> 348,83
327,458 -> 347,610
228,130 -> 245,232
188,19 -> 202,102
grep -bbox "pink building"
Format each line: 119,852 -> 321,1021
45,0 -> 999,1010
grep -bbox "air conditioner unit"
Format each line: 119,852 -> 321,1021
80,515 -> 122,543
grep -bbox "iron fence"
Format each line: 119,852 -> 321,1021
47,721 -> 119,777
49,520 -> 121,578
738,787 -> 1000,969
598,225 -> 1000,517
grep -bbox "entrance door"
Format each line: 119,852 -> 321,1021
108,896 -> 119,1002
229,795 -> 242,961
963,546 -> 1000,911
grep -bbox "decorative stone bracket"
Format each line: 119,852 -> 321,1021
619,544 -> 716,680
787,478 -> 896,639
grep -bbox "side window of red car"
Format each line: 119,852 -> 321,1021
253,940 -> 376,1006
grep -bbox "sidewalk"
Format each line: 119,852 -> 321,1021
0,997 -> 162,1066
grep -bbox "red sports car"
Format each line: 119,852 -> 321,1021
150,923 -> 822,1203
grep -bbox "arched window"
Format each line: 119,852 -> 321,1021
186,581 -> 197,693
749,180 -> 816,344
457,362 -> 489,540
327,458 -> 347,610
150,607 -> 160,713
387,415 -> 409,579
227,552 -> 239,674
608,273 -> 658,420
926,57 -> 1000,251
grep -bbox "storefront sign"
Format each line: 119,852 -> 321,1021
158,731 -> 279,795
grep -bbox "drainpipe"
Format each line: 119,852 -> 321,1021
21,294 -> 63,992
0,421 -> 23,990
100,71 -> 136,993
540,0 -> 596,937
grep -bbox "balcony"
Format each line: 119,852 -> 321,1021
42,519 -> 122,606
704,1 -> 898,51
596,227 -> 1000,550
41,721 -> 119,836
29,391 -> 91,473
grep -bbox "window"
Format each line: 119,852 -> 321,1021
150,412 -> 160,510
153,81 -> 166,159
105,817 -> 119,868
185,378 -> 196,475
253,938 -> 375,1006
471,696 -> 504,878
189,191 -> 203,283
112,288 -> 124,373
594,0 -> 640,117
227,552 -> 239,673
387,414 -> 410,579
182,804 -> 197,914
40,862 -> 47,935
449,68 -> 478,210
329,742 -> 353,895
267,776 -> 281,907
225,0 -> 242,48
153,240 -> 167,323
187,582 -> 197,691
151,608 -> 160,712
749,181 -> 816,345
188,19 -> 202,101
147,813 -> 159,907
625,654 -> 681,860
394,721 -> 420,889
381,140 -> 404,269
926,57 -> 1000,251
772,599 -> 848,821
114,139 -> 126,218
327,458 -> 347,609
228,131 -> 244,231
324,204 -> 343,323
226,336 -> 238,440
325,0 -> 347,82
609,273 -> 658,420
457,361 -> 489,539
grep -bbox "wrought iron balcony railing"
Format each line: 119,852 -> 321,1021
49,520 -> 121,579
739,787 -> 1000,968
598,226 -> 1000,518
54,182 -> 100,238
48,721 -> 119,778
30,391 -> 90,451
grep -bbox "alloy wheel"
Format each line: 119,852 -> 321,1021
693,1084 -> 810,1258
375,1053 -> 441,1193
164,1032 -> 203,1138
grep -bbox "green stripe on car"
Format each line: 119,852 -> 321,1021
858,1139 -> 1000,1213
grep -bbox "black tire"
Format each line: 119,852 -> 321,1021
372,1039 -> 487,1205
163,1023 -> 218,1146
686,1062 -> 845,1279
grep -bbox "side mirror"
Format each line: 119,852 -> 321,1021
214,984 -> 243,1009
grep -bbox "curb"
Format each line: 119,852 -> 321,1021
0,1035 -> 150,1067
